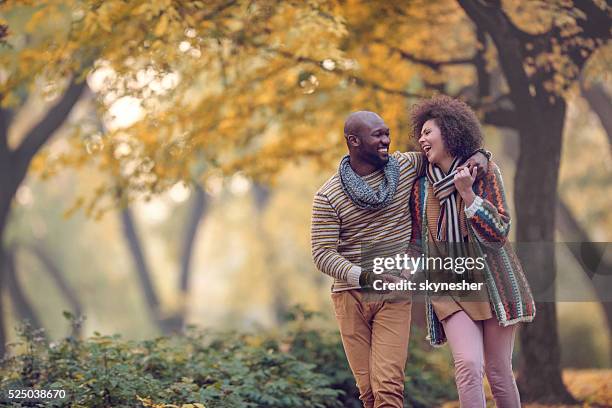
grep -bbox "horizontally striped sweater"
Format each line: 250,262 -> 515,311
409,161 -> 536,346
311,151 -> 424,292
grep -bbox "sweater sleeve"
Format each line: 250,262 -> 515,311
311,193 -> 361,286
465,163 -> 511,246
400,151 -> 427,177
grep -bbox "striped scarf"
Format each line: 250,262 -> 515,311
426,158 -> 463,242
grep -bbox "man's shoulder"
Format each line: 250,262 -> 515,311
392,150 -> 420,164
315,173 -> 341,198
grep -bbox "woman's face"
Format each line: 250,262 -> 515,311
418,119 -> 452,166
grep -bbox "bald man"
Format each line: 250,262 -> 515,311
311,111 -> 487,407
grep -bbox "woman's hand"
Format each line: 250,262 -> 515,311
454,166 -> 477,206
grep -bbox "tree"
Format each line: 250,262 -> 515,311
1,3 -> 609,402
319,0 -> 610,401
0,0 -> 356,355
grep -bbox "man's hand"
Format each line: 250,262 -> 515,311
380,273 -> 402,285
458,150 -> 489,178
360,271 -> 401,292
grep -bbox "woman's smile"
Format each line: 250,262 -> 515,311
418,118 -> 450,169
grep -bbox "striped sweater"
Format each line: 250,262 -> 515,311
311,151 -> 425,292
409,161 -> 536,346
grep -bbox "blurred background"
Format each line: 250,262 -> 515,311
0,0 -> 610,405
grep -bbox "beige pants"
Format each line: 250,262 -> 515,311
331,290 -> 412,408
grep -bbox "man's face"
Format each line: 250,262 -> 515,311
352,116 -> 390,167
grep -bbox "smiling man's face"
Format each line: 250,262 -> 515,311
357,116 -> 391,167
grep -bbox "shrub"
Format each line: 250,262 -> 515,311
1,308 -> 456,407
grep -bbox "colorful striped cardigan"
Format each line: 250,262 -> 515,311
409,162 -> 536,346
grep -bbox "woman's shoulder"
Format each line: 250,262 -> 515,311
480,160 -> 503,181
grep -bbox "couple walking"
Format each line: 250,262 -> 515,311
311,95 -> 535,408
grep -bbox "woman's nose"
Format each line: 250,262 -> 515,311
418,134 -> 425,144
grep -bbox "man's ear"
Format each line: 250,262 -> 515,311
346,134 -> 360,147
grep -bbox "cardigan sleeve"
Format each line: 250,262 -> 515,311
409,179 -> 423,245
465,163 -> 511,246
311,192 -> 362,286
405,178 -> 425,273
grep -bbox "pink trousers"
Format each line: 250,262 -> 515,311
442,311 -> 520,408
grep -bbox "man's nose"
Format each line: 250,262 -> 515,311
382,134 -> 390,145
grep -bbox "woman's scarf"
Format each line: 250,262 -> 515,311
338,154 -> 400,210
426,157 -> 463,242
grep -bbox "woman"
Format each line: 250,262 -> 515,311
408,95 -> 535,408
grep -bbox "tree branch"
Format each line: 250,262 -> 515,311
482,107 -> 518,129
27,244 -> 83,318
457,0 -> 539,117
13,80 -> 87,191
380,42 -> 477,69
262,46 -> 426,98
580,78 -> 612,148
474,28 -> 490,99
567,0 -> 612,70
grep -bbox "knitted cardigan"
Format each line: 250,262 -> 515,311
409,162 -> 536,346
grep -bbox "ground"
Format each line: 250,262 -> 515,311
441,369 -> 611,408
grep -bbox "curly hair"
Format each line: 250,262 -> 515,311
410,95 -> 482,160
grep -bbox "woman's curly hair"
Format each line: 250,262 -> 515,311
410,95 -> 482,159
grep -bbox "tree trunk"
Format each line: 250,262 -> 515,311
0,195 -> 10,356
179,185 -> 207,293
28,244 -> 84,337
252,182 -> 290,324
0,81 -> 86,355
120,207 -> 168,332
4,249 -> 45,334
176,184 -> 208,328
514,100 -> 575,403
556,200 -> 612,364
0,150 -> 14,357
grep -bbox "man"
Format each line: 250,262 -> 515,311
311,111 -> 487,408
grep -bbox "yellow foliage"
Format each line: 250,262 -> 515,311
0,0 -> 607,216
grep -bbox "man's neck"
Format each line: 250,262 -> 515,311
349,156 -> 382,176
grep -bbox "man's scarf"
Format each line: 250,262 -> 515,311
338,154 -> 400,210
426,157 -> 463,242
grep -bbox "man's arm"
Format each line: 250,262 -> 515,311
400,149 -> 490,178
311,192 -> 362,286
399,151 -> 428,177
459,148 -> 491,179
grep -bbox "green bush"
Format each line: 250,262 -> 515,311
1,308 -> 456,407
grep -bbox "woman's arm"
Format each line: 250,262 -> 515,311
455,162 -> 511,243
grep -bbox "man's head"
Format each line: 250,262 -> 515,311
344,111 -> 390,169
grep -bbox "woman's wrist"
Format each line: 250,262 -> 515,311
459,189 -> 476,207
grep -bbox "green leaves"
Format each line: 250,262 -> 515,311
1,310 -> 458,407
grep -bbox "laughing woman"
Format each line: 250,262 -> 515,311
408,95 -> 535,408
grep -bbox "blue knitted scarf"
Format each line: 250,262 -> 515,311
338,154 -> 400,210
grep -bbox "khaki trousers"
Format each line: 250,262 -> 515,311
331,290 -> 412,408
